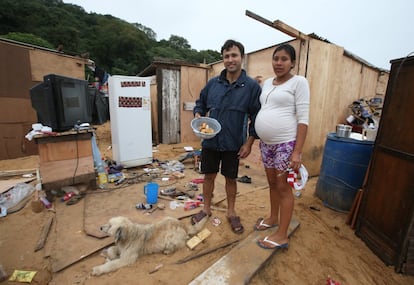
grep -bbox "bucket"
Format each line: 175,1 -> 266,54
315,133 -> 374,212
144,182 -> 159,204
336,124 -> 352,138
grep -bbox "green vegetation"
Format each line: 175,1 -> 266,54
0,0 -> 221,76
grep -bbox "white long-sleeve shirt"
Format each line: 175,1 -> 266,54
255,75 -> 310,144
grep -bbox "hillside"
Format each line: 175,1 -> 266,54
0,0 -> 221,76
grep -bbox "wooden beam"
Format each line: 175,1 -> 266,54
176,239 -> 240,264
245,10 -> 309,41
34,216 -> 54,252
189,219 -> 300,284
273,19 -> 309,40
0,168 -> 36,178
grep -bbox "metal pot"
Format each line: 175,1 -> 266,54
336,124 -> 352,138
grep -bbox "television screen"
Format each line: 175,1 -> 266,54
30,74 -> 92,132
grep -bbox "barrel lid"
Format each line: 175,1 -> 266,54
327,132 -> 374,145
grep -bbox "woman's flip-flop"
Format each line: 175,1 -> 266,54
254,218 -> 278,231
257,236 -> 288,250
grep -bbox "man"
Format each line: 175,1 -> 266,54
192,39 -> 261,234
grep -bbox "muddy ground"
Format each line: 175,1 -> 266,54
0,122 -> 413,285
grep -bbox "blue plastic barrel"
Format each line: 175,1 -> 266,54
315,133 -> 374,212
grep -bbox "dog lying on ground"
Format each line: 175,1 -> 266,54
91,215 -> 208,276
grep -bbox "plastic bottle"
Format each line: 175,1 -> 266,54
40,196 -> 52,209
184,200 -> 201,211
61,192 -> 75,202
97,161 -> 108,189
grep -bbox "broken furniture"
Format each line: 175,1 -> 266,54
34,129 -> 96,190
356,55 -> 414,275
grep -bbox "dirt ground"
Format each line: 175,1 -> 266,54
1,122 -> 413,285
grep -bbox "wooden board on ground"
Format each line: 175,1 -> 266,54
189,219 -> 300,285
51,199 -> 112,273
83,162 -> 268,238
83,182 -> 204,238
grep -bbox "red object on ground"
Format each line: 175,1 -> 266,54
61,192 -> 75,202
327,277 -> 341,285
191,178 -> 204,184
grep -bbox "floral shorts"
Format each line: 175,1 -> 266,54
259,140 -> 296,171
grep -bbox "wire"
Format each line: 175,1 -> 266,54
72,129 -> 80,185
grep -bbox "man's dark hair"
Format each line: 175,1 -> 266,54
221,39 -> 245,56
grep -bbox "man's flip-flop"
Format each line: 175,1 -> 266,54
254,218 -> 278,231
257,236 -> 288,250
191,210 -> 211,225
227,216 -> 244,234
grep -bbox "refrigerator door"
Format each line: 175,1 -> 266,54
108,75 -> 152,167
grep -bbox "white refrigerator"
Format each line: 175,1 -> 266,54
108,75 -> 153,168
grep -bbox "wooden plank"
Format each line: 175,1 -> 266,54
40,156 -> 95,186
189,219 -> 300,285
177,239 -> 240,264
34,216 -> 54,252
83,182 -> 207,238
38,139 -> 92,162
0,168 -> 36,178
0,177 -> 36,194
51,198 -> 112,273
245,10 -> 308,40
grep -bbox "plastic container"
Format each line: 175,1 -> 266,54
191,117 -> 221,139
97,161 -> 108,189
315,133 -> 374,212
335,124 -> 352,138
40,196 -> 52,209
144,182 -> 159,204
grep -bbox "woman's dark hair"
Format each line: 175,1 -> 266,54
221,39 -> 245,56
273,44 -> 296,61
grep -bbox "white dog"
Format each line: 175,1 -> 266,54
92,215 -> 207,276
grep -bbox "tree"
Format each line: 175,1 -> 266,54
168,35 -> 191,50
0,0 -> 222,75
133,23 -> 157,41
0,32 -> 54,49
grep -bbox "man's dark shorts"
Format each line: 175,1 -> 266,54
201,148 -> 239,179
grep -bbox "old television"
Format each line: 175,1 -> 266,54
30,74 -> 92,132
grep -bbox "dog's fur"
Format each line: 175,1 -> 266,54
92,215 -> 207,276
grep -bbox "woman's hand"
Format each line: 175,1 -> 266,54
290,151 -> 302,170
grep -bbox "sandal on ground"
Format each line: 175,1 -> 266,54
227,216 -> 244,234
66,194 -> 84,205
160,187 -> 176,196
191,210 -> 211,225
257,236 -> 288,250
237,175 -> 252,183
254,217 -> 278,231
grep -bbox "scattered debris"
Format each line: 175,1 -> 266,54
177,239 -> 239,264
0,264 -> 7,282
149,264 -> 163,274
8,270 -> 37,283
186,228 -> 211,250
34,216 -> 54,252
237,175 -> 252,183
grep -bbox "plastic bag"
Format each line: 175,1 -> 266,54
0,183 -> 35,210
160,160 -> 185,174
287,164 -> 309,190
